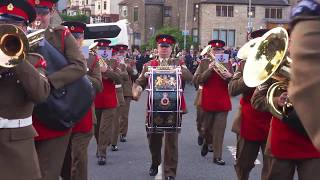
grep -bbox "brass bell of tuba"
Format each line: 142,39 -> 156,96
200,44 -> 231,80
242,27 -> 292,119
0,24 -> 45,68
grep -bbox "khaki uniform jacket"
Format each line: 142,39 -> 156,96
120,63 -> 133,97
45,26 -> 87,89
289,17 -> 320,151
87,52 -> 103,93
228,61 -> 251,134
192,63 -> 203,107
0,53 -> 50,180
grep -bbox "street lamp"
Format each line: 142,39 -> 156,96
183,0 -> 188,50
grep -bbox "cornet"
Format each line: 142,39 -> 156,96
0,24 -> 45,68
200,45 -> 231,80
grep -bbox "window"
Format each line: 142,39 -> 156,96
164,6 -> 172,17
265,8 -> 282,19
247,6 -> 255,18
86,0 -> 88,5
212,29 -> 236,47
216,5 -> 234,17
133,7 -> 139,22
98,3 -> 100,10
192,28 -> 198,43
104,2 -> 107,10
121,6 -> 128,17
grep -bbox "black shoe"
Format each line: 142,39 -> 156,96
97,156 -> 106,165
165,176 -> 175,180
120,135 -> 127,142
197,136 -> 203,146
111,145 -> 118,151
213,158 -> 226,165
201,144 -> 208,156
149,164 -> 158,176
208,144 -> 213,152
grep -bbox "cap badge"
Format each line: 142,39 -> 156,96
70,26 -> 75,30
7,3 -> 14,11
216,43 -> 219,46
35,0 -> 40,5
163,38 -> 166,42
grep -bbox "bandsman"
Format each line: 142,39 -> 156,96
0,1 -> 50,179
133,34 -> 192,180
194,40 -> 233,165
229,29 -> 272,180
29,0 -> 88,179
60,21 -> 102,180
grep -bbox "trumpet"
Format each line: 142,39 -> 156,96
200,45 -> 231,80
242,27 -> 292,119
0,24 -> 45,68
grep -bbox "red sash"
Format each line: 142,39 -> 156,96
201,71 -> 231,111
94,79 -> 117,108
240,90 -> 272,141
270,117 -> 320,159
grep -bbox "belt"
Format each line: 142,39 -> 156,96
115,84 -> 122,88
0,116 -> 32,128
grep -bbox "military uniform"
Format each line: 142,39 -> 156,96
228,29 -> 272,180
93,40 -> 121,165
0,1 -> 50,179
194,40 -> 233,164
135,34 -> 192,179
252,79 -> 320,180
192,66 -> 205,145
60,21 -> 103,180
289,0 -> 320,151
229,58 -> 272,180
30,1 -> 88,180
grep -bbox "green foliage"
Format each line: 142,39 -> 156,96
145,26 -> 196,51
60,14 -> 89,23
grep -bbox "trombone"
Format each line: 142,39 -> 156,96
242,27 -> 292,119
0,24 -> 45,68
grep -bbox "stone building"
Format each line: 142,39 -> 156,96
199,0 -> 292,48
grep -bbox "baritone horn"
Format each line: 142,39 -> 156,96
0,24 -> 45,68
242,27 -> 292,119
200,44 -> 231,80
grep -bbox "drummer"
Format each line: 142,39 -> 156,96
132,34 -> 192,180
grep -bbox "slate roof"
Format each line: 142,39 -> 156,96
201,0 -> 290,6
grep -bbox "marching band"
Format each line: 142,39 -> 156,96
0,0 -> 320,180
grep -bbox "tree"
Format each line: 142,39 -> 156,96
144,26 -> 196,51
60,14 -> 89,23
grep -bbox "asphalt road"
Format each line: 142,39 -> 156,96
87,84 -> 264,180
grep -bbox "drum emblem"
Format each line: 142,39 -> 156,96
160,92 -> 170,106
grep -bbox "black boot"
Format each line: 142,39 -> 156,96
201,144 -> 208,156
149,164 -> 158,176
97,156 -> 106,165
197,136 -> 203,146
213,158 -> 226,165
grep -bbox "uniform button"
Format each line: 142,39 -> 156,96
17,80 -> 20,83
0,75 -> 2,78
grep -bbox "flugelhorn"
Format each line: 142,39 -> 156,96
242,27 -> 292,119
200,44 -> 231,80
0,24 -> 45,68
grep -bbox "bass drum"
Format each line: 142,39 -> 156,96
146,66 -> 182,133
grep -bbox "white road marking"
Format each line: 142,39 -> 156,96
155,163 -> 163,180
227,146 -> 261,165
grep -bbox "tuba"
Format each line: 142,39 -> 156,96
243,27 -> 292,119
200,44 -> 231,80
0,24 -> 45,68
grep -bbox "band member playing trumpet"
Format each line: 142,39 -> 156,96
29,1 -> 88,179
133,34 -> 192,180
194,40 -> 233,165
0,1 -> 50,179
93,39 -> 122,165
60,21 -> 102,180
229,29 -> 272,180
